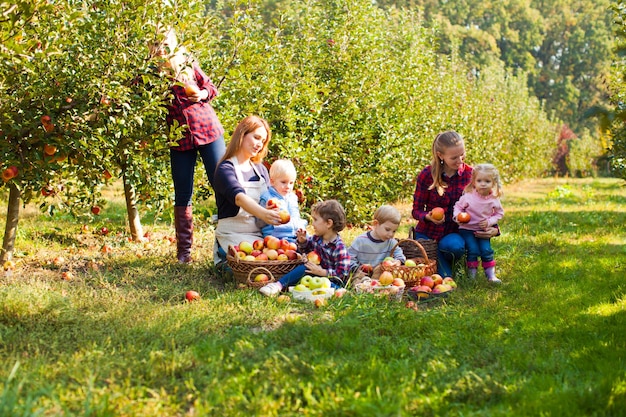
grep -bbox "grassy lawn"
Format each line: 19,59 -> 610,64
0,177 -> 625,416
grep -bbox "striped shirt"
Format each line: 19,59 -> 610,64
348,231 -> 405,270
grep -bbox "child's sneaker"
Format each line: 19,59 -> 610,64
259,282 -> 282,297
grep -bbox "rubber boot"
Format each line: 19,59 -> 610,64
482,260 -> 501,284
466,260 -> 479,281
174,206 -> 193,264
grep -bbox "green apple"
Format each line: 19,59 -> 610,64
405,259 -> 417,267
300,275 -> 313,287
294,284 -> 308,292
309,277 -> 323,289
321,277 -> 331,288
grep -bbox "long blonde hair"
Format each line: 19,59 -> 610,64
464,163 -> 503,197
429,131 -> 465,196
221,116 -> 272,164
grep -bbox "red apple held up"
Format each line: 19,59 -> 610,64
457,212 -> 471,223
266,198 -> 280,209
431,207 -> 445,221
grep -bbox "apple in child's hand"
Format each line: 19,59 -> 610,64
266,198 -> 280,209
431,207 -> 445,221
278,210 -> 291,224
307,251 -> 321,265
457,212 -> 471,223
185,290 -> 200,301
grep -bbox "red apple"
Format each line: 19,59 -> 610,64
252,239 -> 264,251
41,115 -> 52,125
307,251 -> 321,265
250,250 -> 262,257
266,236 -> 281,250
419,276 -> 434,289
360,263 -> 373,274
392,278 -> 405,287
103,169 -> 112,180
415,285 -> 432,293
255,253 -> 269,261
431,274 -> 443,286
91,206 -> 101,215
100,227 -> 109,236
2,166 -> 18,182
279,239 -> 291,251
431,207 -> 445,221
287,241 -> 298,251
457,212 -> 471,223
43,144 -> 57,156
285,249 -> 298,260
185,290 -> 200,301
266,198 -> 280,209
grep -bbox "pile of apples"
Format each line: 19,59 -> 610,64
234,236 -> 299,261
293,275 -> 332,292
409,273 -> 457,298
354,270 -> 405,297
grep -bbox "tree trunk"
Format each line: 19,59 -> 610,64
1,183 -> 21,263
122,173 -> 144,242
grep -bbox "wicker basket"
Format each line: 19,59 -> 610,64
380,239 -> 438,287
408,227 -> 438,262
245,266 -> 277,289
227,245 -> 306,286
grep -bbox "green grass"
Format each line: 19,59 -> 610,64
0,178 -> 625,416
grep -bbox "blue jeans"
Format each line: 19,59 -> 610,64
278,264 -> 342,289
170,137 -> 226,207
413,232 -> 465,278
459,229 -> 494,263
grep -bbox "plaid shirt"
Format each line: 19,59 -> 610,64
411,164 -> 473,241
299,234 -> 351,282
167,64 -> 224,151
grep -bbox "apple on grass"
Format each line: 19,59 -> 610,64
91,206 -> 101,215
334,288 -> 347,298
185,290 -> 200,301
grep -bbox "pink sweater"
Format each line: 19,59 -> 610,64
453,190 -> 504,232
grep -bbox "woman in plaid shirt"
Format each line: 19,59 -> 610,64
151,27 -> 226,264
411,131 -> 499,277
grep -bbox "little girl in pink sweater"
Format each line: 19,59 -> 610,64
453,164 -> 504,283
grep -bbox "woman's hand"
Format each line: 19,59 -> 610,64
185,87 -> 208,103
258,208 -> 282,226
426,211 -> 445,225
474,226 -> 498,239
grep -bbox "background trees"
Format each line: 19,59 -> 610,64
4,0 -> 601,260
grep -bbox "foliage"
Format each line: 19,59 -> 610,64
0,178 -> 624,415
211,0 -> 556,223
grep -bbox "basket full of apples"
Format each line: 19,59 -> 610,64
227,236 -> 306,285
407,274 -> 456,302
289,275 -> 335,302
354,271 -> 406,301
380,239 -> 438,287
